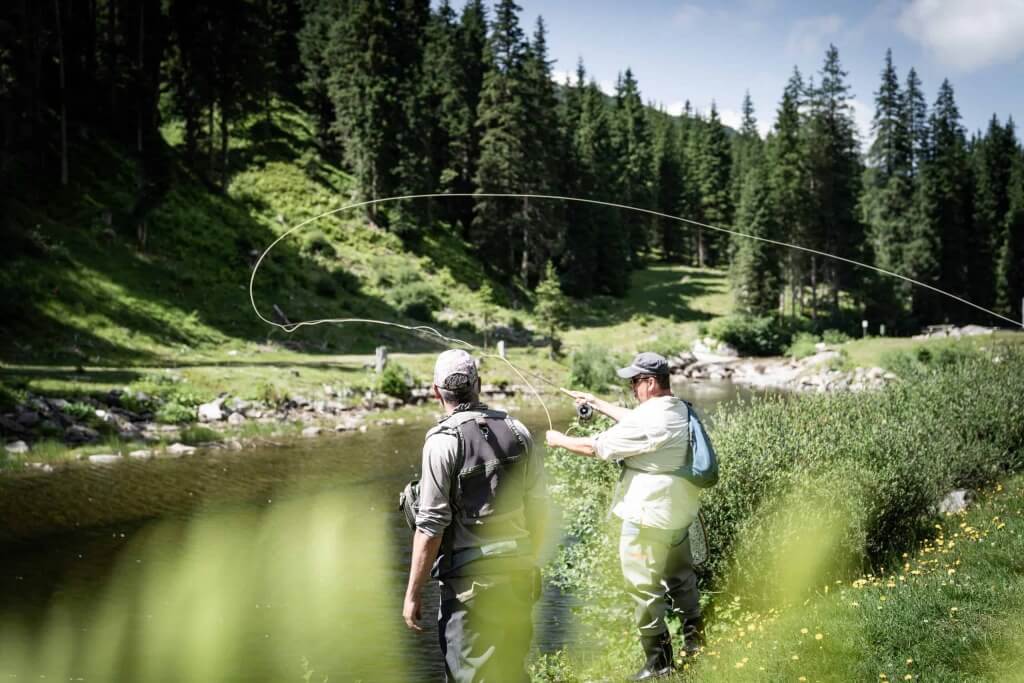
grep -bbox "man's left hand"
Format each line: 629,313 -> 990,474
546,430 -> 565,448
403,593 -> 423,632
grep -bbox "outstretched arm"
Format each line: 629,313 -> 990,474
563,389 -> 631,423
545,430 -> 597,457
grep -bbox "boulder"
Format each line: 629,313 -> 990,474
15,410 -> 41,428
128,449 -> 154,460
26,462 -> 54,473
198,397 -> 227,423
165,442 -> 197,456
88,454 -> 123,465
938,489 -> 973,514
65,424 -> 100,445
5,440 -> 29,455
227,412 -> 246,426
301,426 -> 323,438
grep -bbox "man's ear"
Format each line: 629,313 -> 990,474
432,384 -> 442,401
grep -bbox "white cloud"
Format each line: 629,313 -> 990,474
550,69 -> 574,86
785,14 -> 843,58
718,107 -> 743,131
850,98 -> 874,148
666,101 -> 687,116
898,0 -> 1024,71
598,79 -> 617,96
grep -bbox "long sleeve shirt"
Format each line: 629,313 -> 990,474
592,395 -> 701,530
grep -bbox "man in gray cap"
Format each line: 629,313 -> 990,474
403,349 -> 549,682
546,351 -> 704,680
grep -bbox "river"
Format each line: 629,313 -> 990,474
0,381 -> 763,682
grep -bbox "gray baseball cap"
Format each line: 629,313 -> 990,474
433,349 -> 478,390
616,351 -> 670,378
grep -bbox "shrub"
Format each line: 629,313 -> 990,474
389,281 -> 441,322
155,401 -> 196,425
545,350 -> 1024,627
376,362 -> 413,399
63,401 -> 95,421
647,334 -> 687,359
179,426 -> 223,445
706,314 -> 794,356
785,332 -> 820,359
567,344 -> 621,392
821,328 -> 852,345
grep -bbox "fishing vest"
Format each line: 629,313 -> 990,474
427,408 -> 533,579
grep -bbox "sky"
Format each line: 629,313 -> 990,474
513,0 -> 1024,147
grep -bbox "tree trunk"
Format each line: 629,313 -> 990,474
810,255 -> 818,323
220,105 -> 229,187
54,0 -> 68,186
697,226 -> 705,268
208,103 -> 216,178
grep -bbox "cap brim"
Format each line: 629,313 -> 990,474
616,365 -> 646,379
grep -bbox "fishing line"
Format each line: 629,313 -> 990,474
249,192 -> 1024,430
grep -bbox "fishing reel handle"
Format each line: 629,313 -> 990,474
576,402 -> 594,421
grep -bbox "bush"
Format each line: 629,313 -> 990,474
705,314 -> 795,356
821,328 -> 852,345
179,426 -> 223,445
647,334 -> 687,359
389,281 -> 441,322
785,332 -> 820,359
545,350 -> 1024,628
63,401 -> 95,421
376,363 -> 413,399
155,401 -> 196,425
567,344 -> 621,392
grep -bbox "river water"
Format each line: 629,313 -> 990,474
0,381 -> 762,681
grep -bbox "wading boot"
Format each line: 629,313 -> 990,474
628,632 -> 674,681
681,616 -> 705,657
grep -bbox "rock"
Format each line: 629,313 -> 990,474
65,424 -> 100,445
88,454 -> 123,464
225,438 -> 243,451
165,442 -> 197,456
15,410 -> 40,428
322,384 -> 336,397
291,395 -> 310,408
0,415 -> 27,434
244,408 -> 264,419
198,397 -> 227,423
48,398 -> 70,411
26,462 -> 54,473
386,397 -> 405,410
301,426 -> 323,438
5,440 -> 29,455
938,489 -> 973,514
358,425 -> 368,433
128,449 -> 153,460
396,418 -> 406,426
867,367 -> 885,380
227,412 -> 246,426
228,398 -> 250,413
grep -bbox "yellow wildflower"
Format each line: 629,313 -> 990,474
815,633 -> 823,641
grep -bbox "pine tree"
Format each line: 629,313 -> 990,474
473,0 -> 530,280
652,111 -> 683,259
996,154 -> 1024,320
695,102 -> 733,266
614,68 -> 654,264
730,90 -> 763,222
420,0 -> 464,195
971,115 -> 1019,308
768,67 -> 812,316
805,45 -> 863,315
903,67 -> 928,179
910,79 -> 974,322
298,0 -> 343,148
731,150 -> 782,314
861,49 -> 914,313
534,260 -> 570,357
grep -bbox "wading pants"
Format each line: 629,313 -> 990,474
437,570 -> 539,683
619,520 -> 701,637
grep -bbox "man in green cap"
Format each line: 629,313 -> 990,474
546,351 -> 704,680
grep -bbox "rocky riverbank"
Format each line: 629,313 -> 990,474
1,382 -> 529,470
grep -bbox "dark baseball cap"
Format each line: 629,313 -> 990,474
616,352 -> 670,378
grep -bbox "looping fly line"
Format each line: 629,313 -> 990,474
250,192 -> 1024,430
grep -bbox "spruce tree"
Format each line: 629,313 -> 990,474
473,0 -> 530,281
768,67 -> 811,316
298,0 -> 343,149
903,67 -> 928,179
910,79 -> 974,322
651,111 -> 683,259
861,49 -> 914,313
997,154 -> 1024,320
805,45 -> 863,315
730,91 -> 763,222
731,149 -> 782,314
971,115 -> 1019,308
613,68 -> 654,264
695,102 -> 733,266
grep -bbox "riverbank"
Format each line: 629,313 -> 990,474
3,329 -> 1021,470
538,350 -> 1024,681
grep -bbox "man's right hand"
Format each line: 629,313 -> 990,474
403,592 -> 423,632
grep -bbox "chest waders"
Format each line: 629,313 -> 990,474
429,410 -> 533,580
